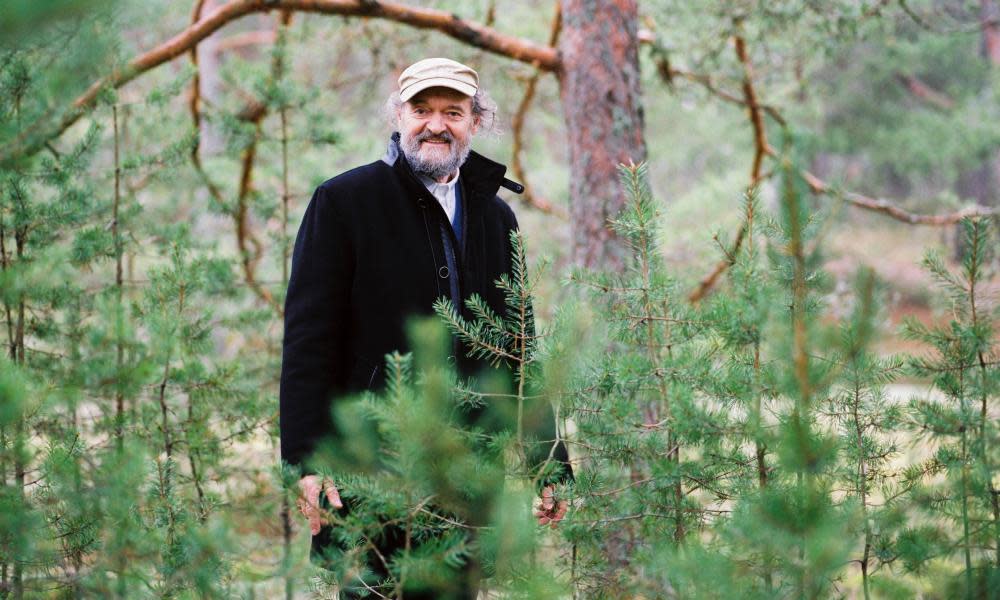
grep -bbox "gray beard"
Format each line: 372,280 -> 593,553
399,130 -> 471,181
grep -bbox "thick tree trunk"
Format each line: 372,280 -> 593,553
559,0 -> 646,270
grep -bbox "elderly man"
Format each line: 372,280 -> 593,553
279,58 -> 570,598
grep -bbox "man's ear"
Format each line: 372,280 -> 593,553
471,114 -> 481,135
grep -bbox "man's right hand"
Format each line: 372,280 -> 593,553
296,474 -> 343,535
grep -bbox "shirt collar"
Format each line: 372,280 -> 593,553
417,168 -> 461,194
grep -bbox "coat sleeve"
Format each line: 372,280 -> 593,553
279,184 -> 354,477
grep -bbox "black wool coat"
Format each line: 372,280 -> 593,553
279,133 -> 570,482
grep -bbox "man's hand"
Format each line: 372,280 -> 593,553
296,474 -> 343,535
533,484 -> 568,528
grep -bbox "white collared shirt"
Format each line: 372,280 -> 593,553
418,168 -> 460,224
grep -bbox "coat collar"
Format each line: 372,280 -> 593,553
382,131 -> 510,201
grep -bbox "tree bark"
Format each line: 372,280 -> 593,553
559,0 -> 646,270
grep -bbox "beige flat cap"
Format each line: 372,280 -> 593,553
398,57 -> 478,102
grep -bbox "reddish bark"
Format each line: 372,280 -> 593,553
559,0 -> 646,270
984,0 -> 1000,64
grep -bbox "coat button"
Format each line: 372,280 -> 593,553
438,266 -> 449,279
417,199 -> 427,209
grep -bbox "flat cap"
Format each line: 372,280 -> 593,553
398,57 -> 478,102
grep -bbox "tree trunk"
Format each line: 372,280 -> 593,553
559,0 -> 646,270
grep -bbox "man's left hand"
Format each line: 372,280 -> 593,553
534,484 -> 568,528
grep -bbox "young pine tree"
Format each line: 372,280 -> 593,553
822,269 -> 907,600
303,233 -> 570,599
565,163 -> 719,597
901,217 -> 999,598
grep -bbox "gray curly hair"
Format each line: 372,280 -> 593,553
382,87 -> 501,135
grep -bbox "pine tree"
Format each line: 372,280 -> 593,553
1,8 -> 280,595
564,162 -> 723,597
695,187 -> 782,591
822,269 -> 907,599
901,217 -> 999,597
639,151 -> 857,599
300,232 -> 569,598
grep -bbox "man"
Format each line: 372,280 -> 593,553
279,58 -> 570,598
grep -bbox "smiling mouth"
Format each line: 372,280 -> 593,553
421,139 -> 450,145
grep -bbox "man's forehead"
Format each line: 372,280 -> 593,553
407,87 -> 473,107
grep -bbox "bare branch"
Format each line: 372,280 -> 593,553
688,31 -> 765,304
899,0 -> 998,34
798,168 -> 998,224
683,27 -> 996,304
688,224 -> 745,304
640,28 -> 786,126
188,0 -> 208,168
213,29 -> 277,54
509,3 -> 567,219
733,33 -> 771,184
1,0 -> 559,166
896,73 -> 955,110
231,11 -> 293,315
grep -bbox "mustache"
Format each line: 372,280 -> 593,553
416,131 -> 453,144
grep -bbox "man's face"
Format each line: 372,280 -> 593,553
397,87 -> 479,181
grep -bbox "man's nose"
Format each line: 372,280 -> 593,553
427,113 -> 446,134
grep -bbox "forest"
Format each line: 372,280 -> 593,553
0,0 -> 998,598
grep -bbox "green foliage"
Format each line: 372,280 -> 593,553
0,2 -> 998,598
900,218 -> 999,597
551,155 -> 994,599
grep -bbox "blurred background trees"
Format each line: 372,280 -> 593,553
0,0 -> 997,598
